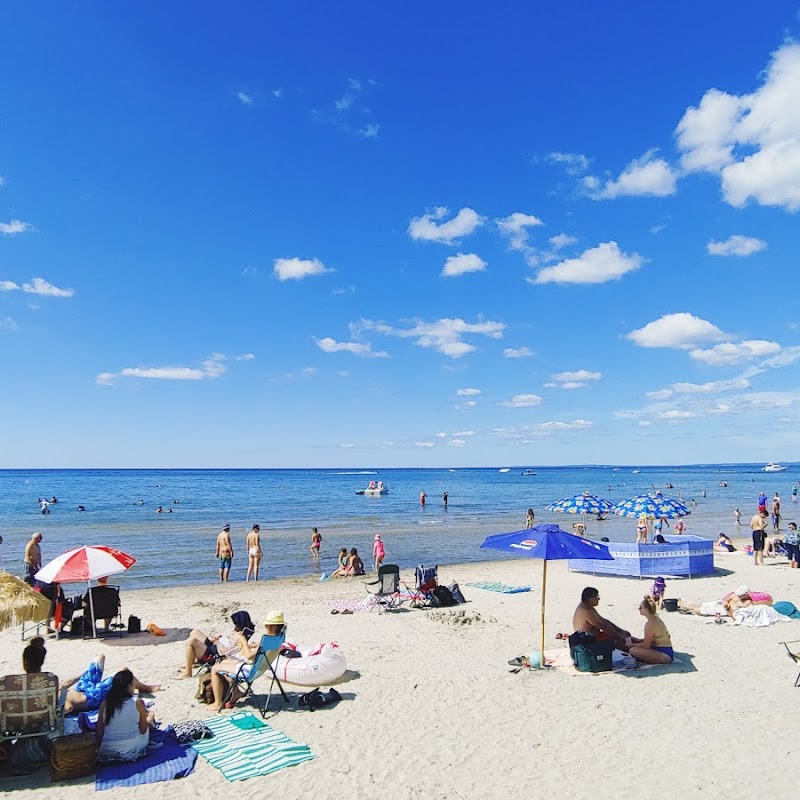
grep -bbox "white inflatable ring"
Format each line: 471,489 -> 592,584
275,642 -> 347,686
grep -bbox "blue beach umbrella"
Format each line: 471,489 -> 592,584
481,524 -> 614,668
546,492 -> 615,533
612,493 -> 690,520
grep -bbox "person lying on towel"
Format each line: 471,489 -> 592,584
572,587 -> 634,651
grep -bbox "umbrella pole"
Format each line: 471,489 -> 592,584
539,559 -> 547,669
88,580 -> 97,639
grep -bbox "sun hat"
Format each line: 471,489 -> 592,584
374,533 -> 381,540
264,610 -> 285,625
222,524 -> 230,531
654,576 -> 666,586
734,585 -> 751,597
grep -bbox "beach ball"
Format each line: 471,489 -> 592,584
528,650 -> 542,668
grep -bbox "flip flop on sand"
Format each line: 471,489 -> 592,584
554,632 -> 570,640
508,656 -> 528,667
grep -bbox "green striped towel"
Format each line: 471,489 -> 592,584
192,712 -> 314,781
466,581 -> 531,594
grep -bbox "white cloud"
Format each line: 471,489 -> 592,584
22,277 -> 74,297
0,176 -> 6,186
408,207 -> 484,244
689,340 -> 781,366
234,353 -> 255,361
0,281 -> 20,292
707,235 -> 767,257
658,410 -> 697,420
496,212 -> 544,251
0,219 -> 33,235
97,352 -> 249,386
95,372 -> 116,386
447,439 -> 467,447
456,387 -> 482,396
532,241 -> 645,285
452,430 -> 475,437
455,400 -> 478,409
271,87 -> 282,98
356,317 -> 504,358
315,337 -> 388,358
535,419 -> 592,430
441,252 -> 487,278
357,124 -> 380,139
414,441 -> 435,448
646,378 -> 751,399
435,432 -> 447,438
650,224 -> 667,234
676,42 -> 800,210
546,152 -> 590,176
549,233 -> 577,249
500,393 -> 543,408
503,346 -> 533,359
1,316 -> 17,331
637,420 -> 652,427
273,257 -> 332,281
545,370 -> 601,389
626,312 -> 728,349
585,151 -> 678,199
236,91 -> 254,105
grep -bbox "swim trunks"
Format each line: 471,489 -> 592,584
219,556 -> 232,569
752,531 -> 766,551
75,659 -> 115,710
652,645 -> 674,661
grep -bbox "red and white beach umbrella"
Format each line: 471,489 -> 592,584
35,545 -> 136,584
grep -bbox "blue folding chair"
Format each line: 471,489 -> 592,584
221,632 -> 290,717
401,564 -> 438,609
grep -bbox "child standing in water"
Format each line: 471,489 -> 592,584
373,534 -> 385,572
310,527 -> 322,561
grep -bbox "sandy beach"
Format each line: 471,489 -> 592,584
2,547 -> 798,799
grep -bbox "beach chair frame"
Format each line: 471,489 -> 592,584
401,564 -> 439,609
0,673 -> 64,744
221,632 -> 290,718
364,565 -> 402,613
781,640 -> 800,687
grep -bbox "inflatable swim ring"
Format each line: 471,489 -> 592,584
275,642 -> 347,686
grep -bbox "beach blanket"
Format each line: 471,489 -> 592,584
192,711 -> 313,781
732,605 -> 792,627
96,728 -> 197,791
546,649 -> 683,675
327,596 -> 377,612
773,601 -> 800,619
467,581 -> 530,594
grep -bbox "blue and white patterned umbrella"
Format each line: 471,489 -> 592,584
612,493 -> 690,519
546,492 -> 615,535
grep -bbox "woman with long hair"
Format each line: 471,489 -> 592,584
96,669 -> 155,761
628,596 -> 674,664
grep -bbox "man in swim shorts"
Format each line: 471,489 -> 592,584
23,532 -> 43,585
750,509 -> 768,566
572,587 -> 633,651
216,524 -> 233,582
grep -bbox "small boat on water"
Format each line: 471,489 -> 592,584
762,463 -> 788,473
521,469 -> 536,476
355,480 -> 389,496
632,469 -> 640,474
499,468 -> 511,473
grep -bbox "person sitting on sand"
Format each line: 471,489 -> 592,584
96,669 -> 156,762
628,596 -> 674,664
715,533 -> 736,552
179,610 -> 255,679
343,547 -> 365,577
208,611 -> 286,711
648,576 -> 667,610
331,547 -> 349,578
572,587 -> 633,651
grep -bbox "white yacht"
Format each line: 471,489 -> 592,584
356,480 -> 389,495
762,463 -> 788,473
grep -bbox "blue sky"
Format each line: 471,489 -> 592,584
2,2 -> 800,468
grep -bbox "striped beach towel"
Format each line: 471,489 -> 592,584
466,581 -> 531,594
192,712 -> 314,781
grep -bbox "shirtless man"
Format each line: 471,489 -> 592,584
572,586 -> 633,651
216,524 -> 233,582
23,532 -> 43,584
245,524 -> 262,582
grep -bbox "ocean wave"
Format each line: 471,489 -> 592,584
329,471 -> 379,475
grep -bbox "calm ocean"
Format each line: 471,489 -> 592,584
0,465 -> 796,589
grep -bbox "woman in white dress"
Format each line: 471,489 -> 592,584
96,669 -> 155,761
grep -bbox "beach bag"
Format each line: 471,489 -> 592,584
50,733 -> 97,782
430,586 -> 457,607
127,615 -> 141,634
170,720 -> 214,743
569,633 -> 613,673
69,616 -> 87,637
195,674 -> 214,704
448,583 -> 467,604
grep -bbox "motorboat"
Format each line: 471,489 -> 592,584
521,469 -> 536,476
356,480 -> 389,496
631,469 -> 640,474
762,463 -> 788,473
498,468 -> 511,473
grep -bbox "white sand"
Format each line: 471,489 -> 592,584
2,553 -> 799,799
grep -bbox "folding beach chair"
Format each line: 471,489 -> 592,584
0,673 -> 63,745
363,565 -> 402,613
221,632 -> 290,718
401,564 -> 438,609
780,640 -> 800,687
82,585 -> 123,638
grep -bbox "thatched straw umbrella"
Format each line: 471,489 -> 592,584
0,572 -> 52,631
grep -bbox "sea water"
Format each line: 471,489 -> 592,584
0,464 -> 795,589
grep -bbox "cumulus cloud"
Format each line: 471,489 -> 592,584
545,370 -> 601,389
452,430 -> 475,437
496,212 -> 544,251
441,253 -> 487,277
455,400 -> 478,409
689,340 -> 781,366
97,353 -> 238,386
549,233 -> 577,249
658,410 -> 697,420
456,388 -> 482,396
626,312 -> 728,349
646,378 -> 751,400
535,419 -> 592,430
503,346 -> 533,359
584,151 -> 678,199
532,241 -> 645,285
315,337 -> 388,358
1,277 -> 73,297
355,317 -> 504,358
408,207 -> 484,244
707,235 -> 767,257
235,353 -> 256,361
500,393 -> 543,408
546,152 -> 590,175
273,257 -> 332,281
447,439 -> 467,447
676,42 -> 800,211
414,441 -> 435,448
236,91 -> 255,105
0,219 -> 33,235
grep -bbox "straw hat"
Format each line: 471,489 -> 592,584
264,610 -> 285,625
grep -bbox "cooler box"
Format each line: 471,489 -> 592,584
569,634 -> 613,673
